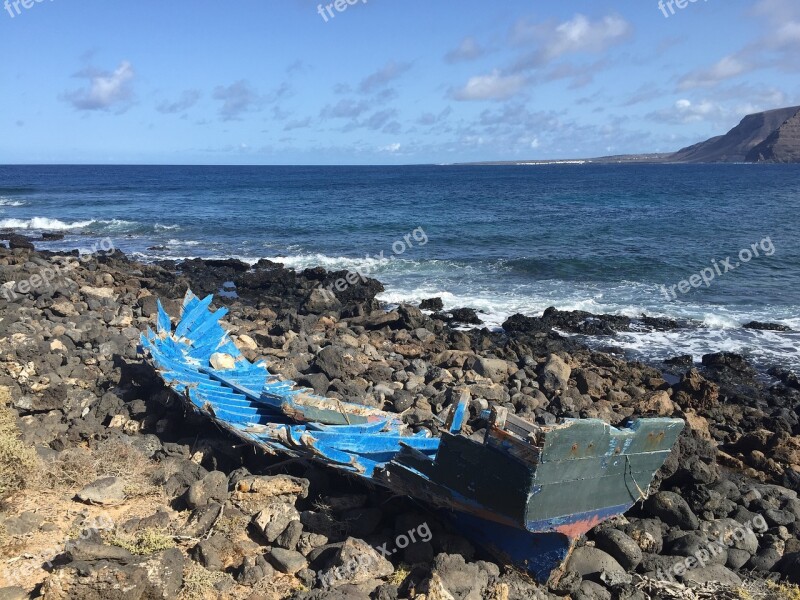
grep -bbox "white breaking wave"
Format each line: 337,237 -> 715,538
0,217 -> 95,230
155,223 -> 180,230
269,252 -> 423,274
131,251 -> 262,265
379,282 -> 800,370
0,198 -> 26,207
96,219 -> 136,230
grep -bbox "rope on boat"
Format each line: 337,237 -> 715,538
626,455 -> 651,503
335,398 -> 351,425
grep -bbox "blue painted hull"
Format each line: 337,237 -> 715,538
140,291 -> 684,582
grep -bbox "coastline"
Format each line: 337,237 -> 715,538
0,242 -> 798,598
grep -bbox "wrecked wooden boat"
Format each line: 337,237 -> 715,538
140,291 -> 684,582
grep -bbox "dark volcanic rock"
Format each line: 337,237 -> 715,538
450,308 -> 482,325
777,552 -> 800,583
701,352 -> 754,373
437,307 -> 482,325
744,321 -> 792,332
664,355 -> 693,368
593,529 -> 643,571
8,234 -> 34,250
41,547 -> 184,599
419,297 -> 444,311
644,492 -> 699,530
502,313 -> 550,335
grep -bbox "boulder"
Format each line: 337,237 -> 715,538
473,358 -> 510,384
268,548 -> 308,575
40,548 -> 183,599
315,345 -> 366,380
777,552 -> 800,583
237,555 -> 274,586
540,354 -> 571,393
566,546 -> 627,579
209,352 -> 236,370
8,235 -> 34,250
76,477 -> 126,506
0,587 -> 27,600
253,500 -> 300,543
594,529 -> 643,571
304,288 -> 342,314
419,297 -> 444,311
574,369 -> 609,398
638,391 -> 675,416
185,470 -> 228,509
644,491 -> 699,530
427,553 -> 488,600
317,538 -> 393,588
681,564 -> 742,586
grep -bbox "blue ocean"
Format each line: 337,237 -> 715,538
1,164 -> 799,370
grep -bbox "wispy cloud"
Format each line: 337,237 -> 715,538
321,98 -> 371,119
451,70 -> 526,101
284,116 -> 312,131
63,61 -> 135,112
678,55 -> 750,90
359,61 -> 411,94
623,82 -> 667,107
445,36 -> 485,63
157,89 -> 201,114
213,80 -> 260,120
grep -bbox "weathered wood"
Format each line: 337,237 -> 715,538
142,290 -> 685,585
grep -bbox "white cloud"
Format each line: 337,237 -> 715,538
511,14 -> 631,69
64,61 -> 135,112
451,70 -> 526,101
547,14 -> 629,60
678,55 -> 749,90
649,99 -> 727,125
380,143 -> 401,153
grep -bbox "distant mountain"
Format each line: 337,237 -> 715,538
669,106 -> 800,163
746,109 -> 800,163
458,105 -> 800,166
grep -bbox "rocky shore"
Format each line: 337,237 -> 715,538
0,241 -> 799,600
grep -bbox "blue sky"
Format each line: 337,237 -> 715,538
1,0 -> 798,164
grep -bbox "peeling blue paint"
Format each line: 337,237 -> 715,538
141,290 -> 685,583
